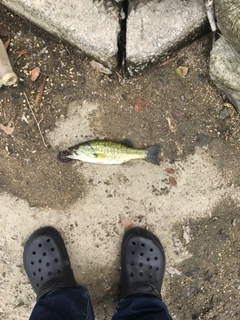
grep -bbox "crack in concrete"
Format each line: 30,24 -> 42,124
117,0 -> 128,74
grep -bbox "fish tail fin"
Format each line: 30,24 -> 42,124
145,145 -> 161,165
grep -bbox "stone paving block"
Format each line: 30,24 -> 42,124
2,0 -> 120,67
215,0 -> 240,52
126,0 -> 207,70
210,37 -> 240,113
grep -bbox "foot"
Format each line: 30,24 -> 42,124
23,226 -> 78,301
120,227 -> 166,300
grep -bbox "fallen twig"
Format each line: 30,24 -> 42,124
23,92 -> 48,148
35,76 -> 47,109
115,71 -> 125,83
159,57 -> 176,67
166,117 -> 177,133
217,32 -> 230,42
166,116 -> 183,154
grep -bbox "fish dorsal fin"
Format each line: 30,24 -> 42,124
121,139 -> 134,148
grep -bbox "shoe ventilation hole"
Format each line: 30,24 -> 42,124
47,239 -> 50,243
156,267 -> 159,271
131,251 -> 135,255
57,269 -> 62,274
141,243 -> 145,247
54,258 -> 58,263
149,265 -> 152,269
139,263 -> 143,267
38,244 -> 42,247
31,261 -> 34,265
150,248 -> 153,252
43,252 -> 46,256
41,277 -> 43,281
130,273 -> 134,277
46,262 -> 50,267
149,273 -> 152,278
38,268 -> 41,273
132,241 -> 136,245
33,272 -> 36,276
131,262 -> 134,266
51,248 -> 55,252
32,251 -> 36,255
156,278 -> 158,283
154,257 -> 158,260
38,259 -> 42,263
139,272 -> 143,276
140,252 -> 144,256
36,283 -> 39,287
48,271 -> 52,276
146,258 -> 150,261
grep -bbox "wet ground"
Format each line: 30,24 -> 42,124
0,4 -> 240,320
168,198 -> 240,319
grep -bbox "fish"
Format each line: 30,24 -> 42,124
59,140 -> 160,165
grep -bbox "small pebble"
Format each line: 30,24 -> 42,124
198,73 -> 205,83
219,107 -> 230,120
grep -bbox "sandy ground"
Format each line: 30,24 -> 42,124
0,4 -> 240,320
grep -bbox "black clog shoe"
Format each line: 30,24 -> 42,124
23,226 -> 78,301
120,227 -> 166,300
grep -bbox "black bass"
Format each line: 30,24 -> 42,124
58,140 -> 160,165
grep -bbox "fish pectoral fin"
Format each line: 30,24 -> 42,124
95,153 -> 106,159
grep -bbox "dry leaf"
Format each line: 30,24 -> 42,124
165,168 -> 175,174
16,49 -> 28,60
134,97 -> 145,113
30,67 -> 40,81
0,120 -> 14,135
3,37 -> 11,50
90,60 -> 112,75
176,66 -> 188,78
169,177 -> 177,186
172,109 -> 187,122
0,29 -> 11,37
121,216 -> 133,230
224,102 -> 237,117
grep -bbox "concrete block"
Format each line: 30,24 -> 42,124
215,0 -> 240,52
2,0 -> 120,67
209,37 -> 240,113
126,0 -> 207,70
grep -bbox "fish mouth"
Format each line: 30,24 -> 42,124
57,150 -> 73,163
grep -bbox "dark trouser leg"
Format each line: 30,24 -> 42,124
112,295 -> 173,320
29,287 -> 94,320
